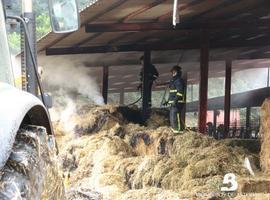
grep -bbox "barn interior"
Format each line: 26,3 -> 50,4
37,0 -> 270,138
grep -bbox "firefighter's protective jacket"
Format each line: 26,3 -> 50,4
139,64 -> 159,82
168,75 -> 185,105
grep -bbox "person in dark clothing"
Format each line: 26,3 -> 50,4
137,56 -> 159,107
164,65 -> 186,133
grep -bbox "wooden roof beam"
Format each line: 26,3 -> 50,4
46,36 -> 270,56
76,0 -> 169,47
86,22 -> 173,32
46,43 -> 196,55
85,19 -> 270,33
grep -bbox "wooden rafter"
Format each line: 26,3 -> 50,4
81,0 -> 168,47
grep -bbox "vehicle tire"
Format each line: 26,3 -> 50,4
0,125 -> 64,200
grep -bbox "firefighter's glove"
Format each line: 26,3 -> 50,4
162,101 -> 169,106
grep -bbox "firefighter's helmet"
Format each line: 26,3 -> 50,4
171,65 -> 182,74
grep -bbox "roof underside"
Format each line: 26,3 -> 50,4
37,0 -> 270,93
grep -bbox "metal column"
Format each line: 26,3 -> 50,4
102,65 -> 109,104
23,0 -> 38,95
181,72 -> 188,126
198,30 -> 209,134
142,50 -> 151,121
224,60 -> 232,137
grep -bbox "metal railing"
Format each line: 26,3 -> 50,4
188,123 -> 260,140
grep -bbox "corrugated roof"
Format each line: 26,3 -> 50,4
38,0 -> 270,51
36,0 -> 270,93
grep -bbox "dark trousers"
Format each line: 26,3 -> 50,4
141,81 -> 153,107
170,103 -> 184,131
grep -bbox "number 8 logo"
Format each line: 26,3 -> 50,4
221,173 -> 238,192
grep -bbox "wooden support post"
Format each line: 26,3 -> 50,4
142,50 -> 151,122
181,72 -> 188,126
224,60 -> 232,137
102,65 -> 109,104
120,89 -> 124,105
198,30 -> 209,134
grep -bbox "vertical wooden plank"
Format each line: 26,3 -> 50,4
181,72 -> 188,126
142,50 -> 151,121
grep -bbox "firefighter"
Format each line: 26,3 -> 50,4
137,55 -> 159,107
164,65 -> 186,133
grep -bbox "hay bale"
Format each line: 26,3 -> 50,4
224,139 -> 261,154
58,128 -> 254,198
53,104 -> 262,199
238,176 -> 270,193
73,105 -> 123,135
66,187 -> 102,200
260,98 -> 270,172
121,187 -> 181,200
146,108 -> 170,128
234,193 -> 270,200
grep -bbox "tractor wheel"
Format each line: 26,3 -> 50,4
0,125 -> 64,200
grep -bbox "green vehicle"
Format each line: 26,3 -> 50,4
0,0 -> 79,199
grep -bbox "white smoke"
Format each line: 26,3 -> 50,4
40,58 -> 104,133
43,63 -> 104,105
49,91 -> 77,132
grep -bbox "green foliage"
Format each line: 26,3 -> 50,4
6,0 -> 94,53
33,0 -> 49,14
7,32 -> 20,54
36,13 -> 51,39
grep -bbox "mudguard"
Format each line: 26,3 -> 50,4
0,83 -> 53,170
